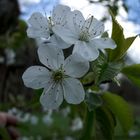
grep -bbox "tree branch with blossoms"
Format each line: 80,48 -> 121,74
22,4 -> 138,140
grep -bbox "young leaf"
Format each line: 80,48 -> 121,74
102,92 -> 134,133
121,64 -> 140,88
107,10 -> 137,61
92,52 -> 122,85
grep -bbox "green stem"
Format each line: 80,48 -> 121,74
80,108 -> 95,140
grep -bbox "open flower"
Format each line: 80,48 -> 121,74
53,10 -> 116,61
27,4 -> 71,49
22,44 -> 89,109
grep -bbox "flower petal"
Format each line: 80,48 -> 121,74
64,53 -> 89,78
62,78 -> 85,104
85,17 -> 104,38
35,38 -> 51,47
27,27 -> 50,39
22,66 -> 51,89
73,41 -> 99,61
27,12 -> 50,38
52,4 -> 71,26
38,44 -> 64,70
66,10 -> 85,34
28,12 -> 48,27
91,38 -> 116,49
49,34 -> 70,49
40,83 -> 63,110
53,25 -> 78,44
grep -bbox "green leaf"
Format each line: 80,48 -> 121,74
102,92 -> 134,133
95,106 -> 116,140
107,10 -> 137,61
92,52 -> 122,85
121,64 -> 140,88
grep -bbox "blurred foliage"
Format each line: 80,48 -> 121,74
0,20 -> 27,49
122,64 -> 140,88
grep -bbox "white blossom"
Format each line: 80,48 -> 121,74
22,44 -> 89,109
71,117 -> 83,131
27,4 -> 71,49
53,10 -> 116,61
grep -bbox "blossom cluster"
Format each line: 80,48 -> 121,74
22,4 -> 116,110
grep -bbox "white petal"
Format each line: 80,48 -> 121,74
40,83 -> 63,110
53,25 -> 78,44
85,17 -> 104,38
66,10 -> 85,34
22,66 -> 51,89
35,38 -> 51,47
27,27 -> 50,39
28,12 -> 47,27
62,78 -> 85,104
91,38 -> 116,49
52,4 -> 71,26
64,53 -> 89,78
27,12 -> 50,38
49,34 -> 70,49
38,44 -> 64,70
73,41 -> 99,61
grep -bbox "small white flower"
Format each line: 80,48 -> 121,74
71,117 -> 83,131
5,48 -> 16,65
42,110 -> 53,126
27,4 -> 71,49
30,115 -> 38,125
22,44 -> 89,109
53,10 -> 116,61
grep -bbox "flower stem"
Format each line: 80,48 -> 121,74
80,108 -> 95,140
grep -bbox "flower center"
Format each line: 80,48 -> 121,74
79,31 -> 90,42
79,16 -> 94,42
52,70 -> 64,82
